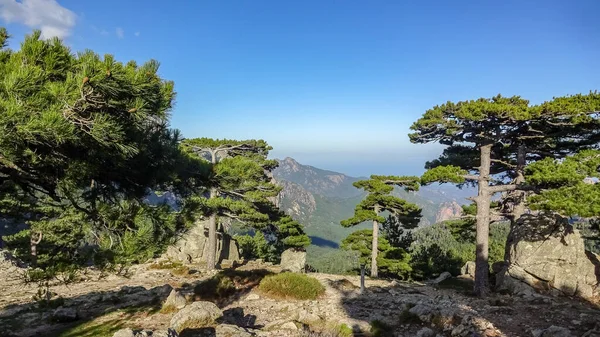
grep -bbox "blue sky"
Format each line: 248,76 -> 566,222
1,0 -> 599,176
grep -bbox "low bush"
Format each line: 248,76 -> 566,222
193,269 -> 273,302
258,272 -> 325,300
370,320 -> 393,337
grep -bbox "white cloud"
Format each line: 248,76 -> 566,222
134,31 -> 139,37
115,27 -> 124,39
0,0 -> 76,39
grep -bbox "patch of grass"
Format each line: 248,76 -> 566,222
369,320 -> 393,337
398,309 -> 421,324
149,260 -> 184,270
159,304 -> 179,314
258,272 -> 325,300
57,319 -> 125,337
300,321 -> 354,337
171,266 -> 191,277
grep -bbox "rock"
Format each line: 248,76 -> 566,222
280,248 -> 306,273
460,261 -> 476,278
120,286 -> 146,294
582,329 -> 600,337
280,321 -> 298,330
153,284 -> 174,298
417,327 -> 435,337
451,315 -> 497,337
246,293 -> 260,300
432,272 -> 452,284
215,324 -> 254,336
164,220 -> 240,264
51,306 -> 78,323
164,289 -> 187,309
169,301 -> 222,333
532,326 -> 573,337
497,214 -> 600,301
409,304 -> 434,322
112,328 -> 136,337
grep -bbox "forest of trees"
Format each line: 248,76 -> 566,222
3,29 -> 600,298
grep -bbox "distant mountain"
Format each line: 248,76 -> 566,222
272,157 -> 470,246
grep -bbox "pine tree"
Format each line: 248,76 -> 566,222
180,138 -> 310,269
340,175 -> 421,277
0,29 -> 183,270
410,93 -> 600,296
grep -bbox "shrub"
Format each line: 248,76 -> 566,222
258,272 -> 325,300
193,269 -> 273,303
306,246 -> 359,275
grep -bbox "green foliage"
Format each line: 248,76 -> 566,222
408,222 -> 508,279
258,272 -> 325,300
305,246 -> 360,275
526,150 -> 600,217
235,231 -> 279,262
421,165 -> 468,185
341,229 -> 412,279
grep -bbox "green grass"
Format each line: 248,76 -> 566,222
57,319 -> 125,337
258,272 -> 325,300
398,307 -> 421,324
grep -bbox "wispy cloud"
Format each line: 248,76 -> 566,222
0,0 -> 77,39
134,31 -> 140,37
115,27 -> 124,39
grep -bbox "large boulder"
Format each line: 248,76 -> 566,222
169,301 -> 222,333
280,248 -> 306,273
497,214 -> 600,301
164,220 -> 240,264
164,289 -> 187,309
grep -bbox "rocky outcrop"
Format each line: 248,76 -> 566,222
275,180 -> 316,221
497,214 -> 600,301
435,201 -> 463,223
170,301 -> 222,333
164,220 -> 240,264
280,248 -> 306,273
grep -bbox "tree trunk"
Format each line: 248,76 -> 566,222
371,219 -> 379,278
511,144 -> 527,223
30,231 -> 43,268
474,144 -> 492,297
207,190 -> 218,270
206,150 -> 218,270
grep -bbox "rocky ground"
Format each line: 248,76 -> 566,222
1,257 -> 600,337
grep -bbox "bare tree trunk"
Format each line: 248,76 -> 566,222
371,205 -> 381,278
511,144 -> 527,223
474,144 -> 492,297
206,184 -> 218,270
206,150 -> 218,271
30,231 -> 43,268
371,220 -> 378,278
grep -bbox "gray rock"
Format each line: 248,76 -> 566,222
112,328 -> 135,337
164,220 -> 240,264
432,272 -> 452,284
169,301 -> 222,333
120,286 -> 146,294
151,329 -> 179,337
164,289 -> 187,309
280,248 -> 306,273
409,304 -> 434,322
417,327 -> 435,337
532,326 -> 573,337
280,321 -> 298,330
460,261 -> 476,278
497,214 -> 600,301
215,324 -> 253,337
51,306 -> 78,323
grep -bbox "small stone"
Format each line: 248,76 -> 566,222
417,327 -> 435,337
164,289 -> 187,309
246,293 -> 260,300
112,328 -> 135,337
280,321 -> 298,330
215,324 -> 253,337
432,272 -> 452,284
51,306 -> 78,323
